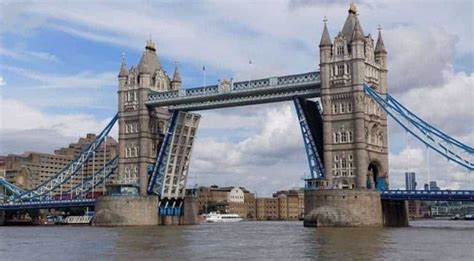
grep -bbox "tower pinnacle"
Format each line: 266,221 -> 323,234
375,26 -> 387,54
118,51 -> 129,77
146,36 -> 156,52
319,17 -> 332,47
349,1 -> 357,14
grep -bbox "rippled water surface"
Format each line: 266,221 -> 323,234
1,220 -> 473,260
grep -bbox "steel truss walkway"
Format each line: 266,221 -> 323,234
146,72 -> 321,111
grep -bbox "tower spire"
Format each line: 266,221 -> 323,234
172,62 -> 181,82
118,51 -> 129,77
352,17 -> 365,42
375,26 -> 387,54
349,0 -> 357,14
319,17 -> 332,47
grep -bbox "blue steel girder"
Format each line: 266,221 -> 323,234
66,156 -> 118,199
364,84 -> 473,171
147,110 -> 180,195
0,198 -> 96,210
13,114 -> 119,202
293,97 -> 325,178
0,177 -> 26,198
146,72 -> 321,111
380,190 -> 474,201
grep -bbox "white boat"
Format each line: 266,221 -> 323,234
205,212 -> 243,223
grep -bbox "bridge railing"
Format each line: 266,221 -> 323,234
147,71 -> 320,103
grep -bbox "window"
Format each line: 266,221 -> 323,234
341,158 -> 347,169
335,132 -> 340,143
348,154 -> 353,161
340,103 -> 345,113
337,46 -> 344,55
341,132 -> 347,143
348,103 -> 353,112
348,131 -> 353,142
334,155 -> 339,161
333,104 -> 338,114
337,64 -> 345,75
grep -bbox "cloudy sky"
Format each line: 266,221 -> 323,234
0,0 -> 472,195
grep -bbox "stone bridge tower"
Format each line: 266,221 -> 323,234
319,3 -> 389,190
117,39 -> 182,195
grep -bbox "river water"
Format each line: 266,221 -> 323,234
0,220 -> 473,260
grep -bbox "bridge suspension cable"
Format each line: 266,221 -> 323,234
364,84 -> 473,171
12,114 -> 118,202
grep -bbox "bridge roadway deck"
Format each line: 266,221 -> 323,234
146,71 -> 321,111
380,190 -> 474,201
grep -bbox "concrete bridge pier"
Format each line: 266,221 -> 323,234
381,200 -> 409,227
304,189 -> 383,227
93,195 -> 199,226
0,211 -> 5,226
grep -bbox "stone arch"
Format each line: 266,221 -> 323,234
341,179 -> 350,189
367,160 -> 383,189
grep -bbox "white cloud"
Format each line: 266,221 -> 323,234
0,76 -> 5,86
0,46 -> 60,63
1,65 -> 115,89
0,99 -> 116,154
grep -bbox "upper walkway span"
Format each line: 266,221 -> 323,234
146,71 -> 321,111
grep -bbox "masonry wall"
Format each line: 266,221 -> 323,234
304,189 -> 383,227
93,195 -> 158,226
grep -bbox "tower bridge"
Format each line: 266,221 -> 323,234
1,3 -> 473,227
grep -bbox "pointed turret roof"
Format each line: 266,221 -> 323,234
319,18 -> 332,47
137,38 -> 162,74
352,18 -> 365,42
118,53 -> 129,77
375,28 -> 387,54
172,64 -> 181,82
340,2 -> 364,42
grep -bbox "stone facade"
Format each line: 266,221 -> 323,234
93,195 -> 159,226
319,3 -> 389,190
304,189 -> 383,227
117,39 -> 199,198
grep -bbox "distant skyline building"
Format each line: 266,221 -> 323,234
405,172 -> 416,190
429,181 -> 441,191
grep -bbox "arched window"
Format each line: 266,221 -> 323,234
333,104 -> 338,114
340,103 -> 345,113
348,131 -> 353,142
335,132 -> 340,143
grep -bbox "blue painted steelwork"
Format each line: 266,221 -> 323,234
13,114 -> 118,202
66,157 -> 118,199
293,97 -> 325,178
380,190 -> 474,201
147,110 -> 180,195
146,72 -> 321,111
0,198 -> 96,210
0,177 -> 25,198
364,84 -> 473,171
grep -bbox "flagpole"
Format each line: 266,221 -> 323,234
203,65 -> 206,87
248,59 -> 252,87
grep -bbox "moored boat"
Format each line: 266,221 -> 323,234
205,212 -> 243,223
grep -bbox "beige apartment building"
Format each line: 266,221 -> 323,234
256,190 -> 305,220
3,134 -> 118,192
193,185 -> 256,219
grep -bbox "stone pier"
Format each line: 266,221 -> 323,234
0,211 -> 5,226
304,189 -> 383,227
381,200 -> 409,227
94,195 -> 199,226
93,196 -> 159,226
